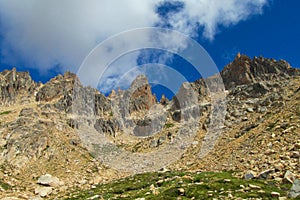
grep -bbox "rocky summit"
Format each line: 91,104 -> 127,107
0,54 -> 299,199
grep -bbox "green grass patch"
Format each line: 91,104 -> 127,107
60,171 -> 291,200
0,180 -> 11,190
165,123 -> 174,128
0,110 -> 11,115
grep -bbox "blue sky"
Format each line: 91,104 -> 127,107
0,0 -> 299,99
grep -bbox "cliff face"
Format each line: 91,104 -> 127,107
0,55 -> 299,198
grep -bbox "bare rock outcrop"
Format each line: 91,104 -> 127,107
0,68 -> 36,105
129,75 -> 157,113
221,53 -> 300,89
35,71 -> 77,102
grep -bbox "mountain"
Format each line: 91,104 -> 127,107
0,54 -> 299,199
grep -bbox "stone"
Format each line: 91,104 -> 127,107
34,186 -> 53,197
150,139 -> 158,148
282,126 -> 295,134
289,179 -> 300,198
258,106 -> 267,113
294,143 -> 300,150
271,192 -> 280,197
87,195 -> 101,200
246,107 -> 254,112
158,136 -> 166,145
37,174 -> 61,187
158,167 -> 170,173
92,176 -> 102,185
178,188 -> 185,195
244,171 -> 256,179
257,169 -> 274,180
278,197 -> 287,200
156,179 -> 164,186
284,170 -> 295,184
28,197 -> 43,200
242,117 -> 248,121
274,163 -> 284,171
265,149 -> 275,155
249,184 -> 261,189
291,151 -> 300,158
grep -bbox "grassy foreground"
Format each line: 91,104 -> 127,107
59,171 -> 298,200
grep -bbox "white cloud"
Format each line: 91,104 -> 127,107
0,0 -> 159,73
0,0 -> 269,79
166,0 -> 268,40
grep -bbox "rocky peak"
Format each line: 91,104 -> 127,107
108,89 -> 116,98
129,75 -> 157,112
221,53 -> 300,89
35,71 -> 78,102
160,94 -> 169,105
0,67 -> 36,104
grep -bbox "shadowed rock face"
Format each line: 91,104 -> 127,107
221,53 -> 300,89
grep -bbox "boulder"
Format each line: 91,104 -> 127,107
289,179 -> 300,198
37,174 -> 61,187
35,186 -> 53,197
257,169 -> 274,180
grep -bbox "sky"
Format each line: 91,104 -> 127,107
0,0 -> 299,99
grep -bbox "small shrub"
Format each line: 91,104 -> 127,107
0,110 -> 11,115
165,123 -> 174,128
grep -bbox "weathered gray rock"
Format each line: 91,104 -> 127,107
257,169 -> 274,180
289,179 -> 300,198
37,174 -> 60,187
28,196 -> 43,200
35,186 -> 53,197
244,171 -> 256,179
149,139 -> 158,148
271,192 -> 280,197
284,171 -> 295,184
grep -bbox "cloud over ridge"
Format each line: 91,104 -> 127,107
0,0 -> 268,74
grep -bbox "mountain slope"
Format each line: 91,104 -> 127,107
0,54 -> 299,199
